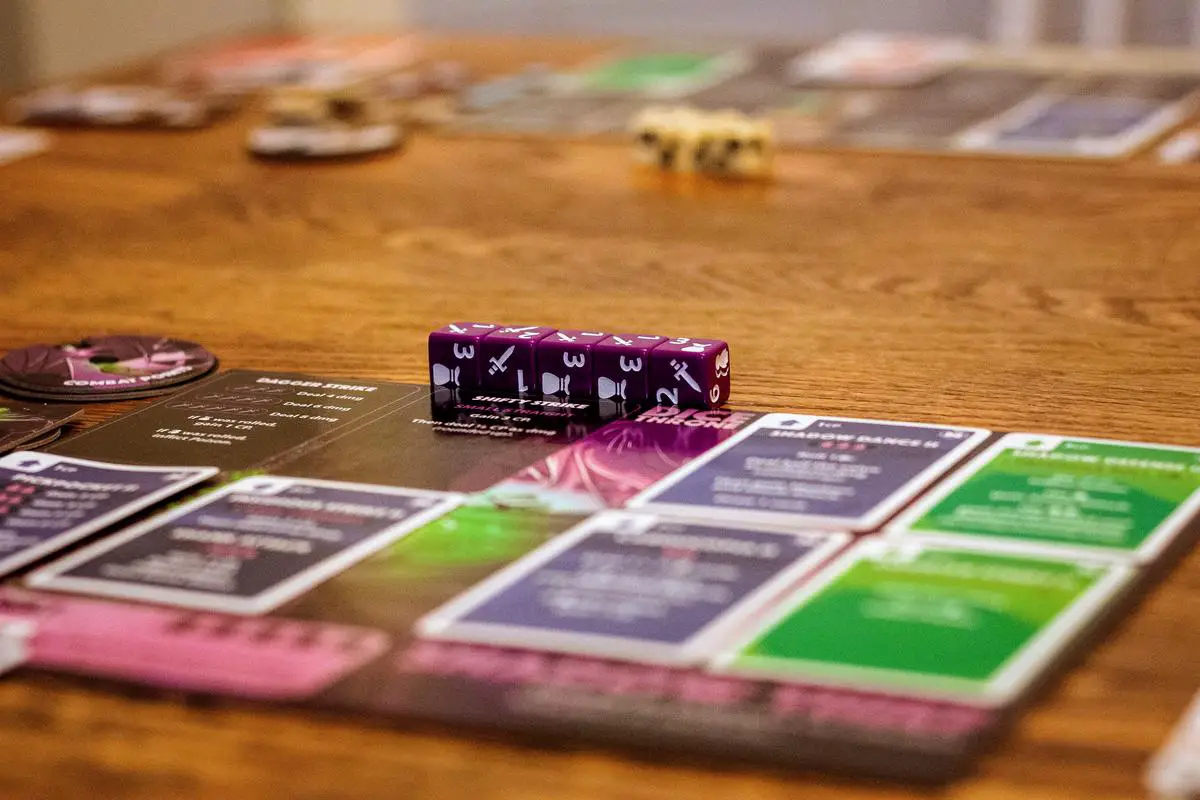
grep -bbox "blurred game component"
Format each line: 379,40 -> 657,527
163,33 -> 422,94
379,60 -> 473,102
0,620 -> 31,677
425,60 -> 473,94
0,335 -> 217,402
1158,126 -> 1200,164
248,73 -> 402,159
632,106 -> 774,179
7,85 -> 238,129
0,402 -> 83,454
0,128 -> 50,165
958,73 -> 1200,159
378,60 -> 475,128
429,324 -> 731,408
787,32 -> 972,88
764,92 -> 843,146
1147,690 -> 1200,799
571,47 -> 752,98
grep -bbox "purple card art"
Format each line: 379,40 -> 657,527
485,406 -> 761,513
416,511 -> 849,664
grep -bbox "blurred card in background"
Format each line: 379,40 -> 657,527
164,33 -> 423,90
788,33 -> 972,88
0,129 -> 50,166
959,74 -> 1200,158
832,69 -> 1052,150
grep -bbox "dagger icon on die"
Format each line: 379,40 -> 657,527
488,346 -> 516,375
671,359 -> 701,391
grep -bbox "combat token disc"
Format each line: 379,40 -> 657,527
0,336 -> 217,401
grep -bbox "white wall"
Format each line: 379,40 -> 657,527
413,0 -> 1200,45
415,0 -> 991,38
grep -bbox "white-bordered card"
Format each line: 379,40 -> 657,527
416,510 -> 851,665
28,475 -> 462,615
712,537 -> 1134,706
0,452 -> 217,577
888,433 -> 1200,563
626,413 -> 990,532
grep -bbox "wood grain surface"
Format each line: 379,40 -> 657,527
2,35 -> 1199,800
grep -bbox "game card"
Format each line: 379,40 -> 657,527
417,511 -> 850,664
0,402 -> 83,455
833,69 -> 1050,149
788,33 -> 971,88
686,46 -> 808,115
568,46 -> 750,98
628,414 -> 989,531
888,433 -> 1200,562
0,452 -> 217,577
0,587 -> 391,699
714,538 -> 1133,705
959,74 -> 1200,158
29,476 -> 461,615
51,370 -> 423,471
164,33 -> 422,91
1157,126 -> 1200,164
1146,689 -> 1200,800
0,619 -> 31,677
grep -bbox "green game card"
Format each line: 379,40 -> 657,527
715,539 -> 1132,705
889,434 -> 1200,562
572,49 -> 749,97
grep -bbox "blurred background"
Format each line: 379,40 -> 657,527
4,0 -> 1200,91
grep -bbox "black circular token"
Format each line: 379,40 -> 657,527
0,335 -> 217,401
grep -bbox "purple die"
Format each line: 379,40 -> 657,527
535,329 -> 607,397
649,337 -> 731,408
428,322 -> 498,390
479,325 -> 557,395
593,334 -> 667,403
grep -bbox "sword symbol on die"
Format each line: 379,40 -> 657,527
488,346 -> 516,375
671,359 -> 701,392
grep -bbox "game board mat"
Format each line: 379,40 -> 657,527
0,374 -> 1193,784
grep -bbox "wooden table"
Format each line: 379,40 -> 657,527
2,36 -> 1199,800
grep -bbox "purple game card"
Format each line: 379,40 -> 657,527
629,414 -> 989,531
0,452 -> 217,577
417,511 -> 849,664
29,476 -> 461,615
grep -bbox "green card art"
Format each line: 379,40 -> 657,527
715,539 -> 1132,705
573,49 -> 749,97
889,434 -> 1200,561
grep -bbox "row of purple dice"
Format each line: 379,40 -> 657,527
429,323 -> 731,408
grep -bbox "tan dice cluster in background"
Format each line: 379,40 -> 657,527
631,106 -> 774,179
